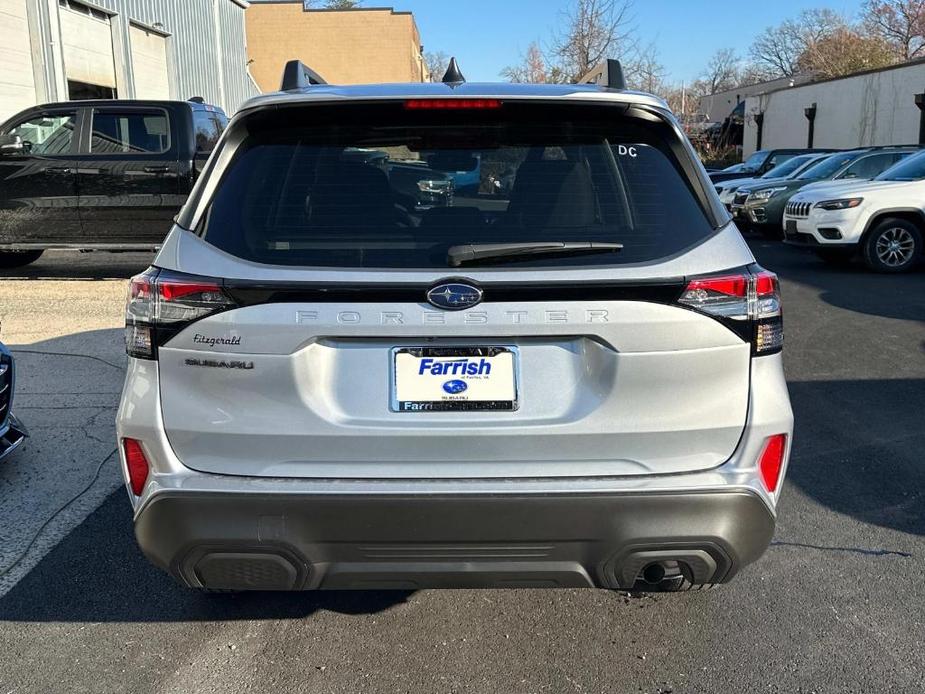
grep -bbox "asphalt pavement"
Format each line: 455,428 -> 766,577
0,243 -> 922,693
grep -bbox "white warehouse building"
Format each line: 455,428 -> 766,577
0,0 -> 260,124
743,58 -> 925,157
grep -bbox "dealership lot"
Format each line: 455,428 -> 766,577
0,244 -> 923,693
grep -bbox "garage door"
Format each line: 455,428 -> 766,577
130,24 -> 170,100
0,0 -> 37,122
60,1 -> 116,96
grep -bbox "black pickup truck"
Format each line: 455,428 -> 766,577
0,99 -> 227,268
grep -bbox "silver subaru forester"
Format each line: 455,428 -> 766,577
116,60 -> 793,593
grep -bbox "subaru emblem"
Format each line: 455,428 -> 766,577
442,379 -> 468,394
426,282 -> 483,311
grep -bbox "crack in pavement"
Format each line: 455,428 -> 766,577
771,540 -> 912,558
11,349 -> 124,371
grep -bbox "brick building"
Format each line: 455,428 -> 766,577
246,2 -> 427,90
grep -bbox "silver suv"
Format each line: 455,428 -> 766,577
116,61 -> 793,593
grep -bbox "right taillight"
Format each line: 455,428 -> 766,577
125,268 -> 237,359
678,266 -> 783,355
758,434 -> 788,493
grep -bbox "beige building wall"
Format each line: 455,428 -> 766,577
246,4 -> 426,92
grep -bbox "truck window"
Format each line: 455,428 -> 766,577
193,111 -> 222,153
90,110 -> 170,154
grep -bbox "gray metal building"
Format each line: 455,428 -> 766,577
0,0 -> 260,124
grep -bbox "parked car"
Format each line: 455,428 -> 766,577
387,160 -> 456,209
708,148 -> 835,184
782,149 -> 925,272
116,60 -> 793,594
0,98 -> 227,268
732,147 -> 918,236
0,340 -> 27,461
715,152 -> 831,209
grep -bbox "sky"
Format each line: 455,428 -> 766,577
390,0 -> 868,84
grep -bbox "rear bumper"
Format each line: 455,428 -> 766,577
135,488 -> 775,591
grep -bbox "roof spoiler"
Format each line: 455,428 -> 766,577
578,59 -> 626,90
280,60 -> 328,91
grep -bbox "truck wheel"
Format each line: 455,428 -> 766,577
862,219 -> 922,273
0,250 -> 44,269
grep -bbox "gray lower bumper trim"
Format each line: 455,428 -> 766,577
134,489 -> 775,591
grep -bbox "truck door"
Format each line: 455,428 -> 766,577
0,109 -> 80,246
75,106 -> 180,247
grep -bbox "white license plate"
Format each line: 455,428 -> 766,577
391,347 -> 518,412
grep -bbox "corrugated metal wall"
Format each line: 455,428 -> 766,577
82,0 -> 259,113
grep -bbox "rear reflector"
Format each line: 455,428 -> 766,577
758,434 -> 787,493
404,99 -> 502,110
123,438 -> 150,496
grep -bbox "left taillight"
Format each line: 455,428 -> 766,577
677,266 -> 783,355
125,268 -> 236,359
122,438 -> 150,496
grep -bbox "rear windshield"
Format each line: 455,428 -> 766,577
200,102 -> 716,269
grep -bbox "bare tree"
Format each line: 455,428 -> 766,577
501,42 -> 551,83
550,0 -> 636,82
424,51 -> 450,82
700,48 -> 740,94
862,0 -> 925,59
625,42 -> 665,93
303,0 -> 363,8
749,8 -> 847,77
797,27 -> 896,78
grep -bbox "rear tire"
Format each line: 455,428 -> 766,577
0,249 -> 43,269
862,219 -> 922,273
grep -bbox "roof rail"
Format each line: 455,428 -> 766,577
280,60 -> 328,91
578,59 -> 626,90
188,96 -> 205,103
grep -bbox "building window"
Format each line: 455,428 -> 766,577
67,80 -> 116,100
59,0 -> 111,22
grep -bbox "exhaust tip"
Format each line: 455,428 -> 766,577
641,562 -> 667,585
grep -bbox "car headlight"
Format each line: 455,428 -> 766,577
747,187 -> 787,203
814,198 -> 863,211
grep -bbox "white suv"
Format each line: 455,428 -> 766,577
115,60 -> 793,593
783,151 -> 925,272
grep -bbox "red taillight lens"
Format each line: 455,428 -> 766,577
123,438 -> 150,496
678,267 -> 783,354
684,275 -> 748,297
758,434 -> 787,493
124,269 -> 236,360
158,280 -> 223,302
404,98 -> 502,110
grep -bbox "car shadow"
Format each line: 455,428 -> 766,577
0,251 -> 154,281
747,238 -> 925,322
0,490 -> 413,623
0,374 -> 921,623
786,378 -> 925,539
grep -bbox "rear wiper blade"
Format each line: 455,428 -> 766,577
447,241 -> 623,267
